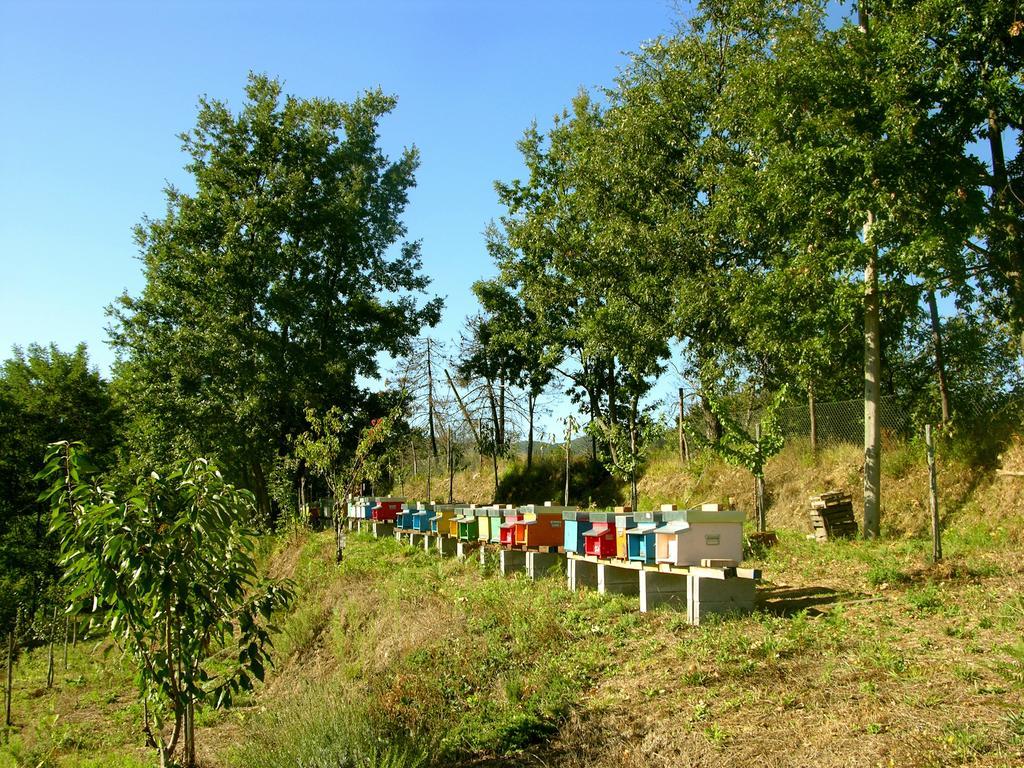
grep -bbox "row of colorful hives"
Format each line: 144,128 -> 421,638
346,498 -> 746,568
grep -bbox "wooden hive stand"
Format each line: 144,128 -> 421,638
808,491 -> 858,541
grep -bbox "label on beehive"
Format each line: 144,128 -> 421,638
705,534 -> 721,546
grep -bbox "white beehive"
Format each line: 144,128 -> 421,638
654,505 -> 746,566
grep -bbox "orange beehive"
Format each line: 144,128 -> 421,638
515,506 -> 564,548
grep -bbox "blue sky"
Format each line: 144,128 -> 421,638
0,0 -> 681,411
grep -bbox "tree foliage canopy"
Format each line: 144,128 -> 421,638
109,74 -> 441,519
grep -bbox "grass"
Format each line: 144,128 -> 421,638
0,634 -> 153,768
4,434 -> 1024,767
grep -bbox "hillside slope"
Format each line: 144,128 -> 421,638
4,438 -> 1023,768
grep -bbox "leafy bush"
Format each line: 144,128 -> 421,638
232,687 -> 432,768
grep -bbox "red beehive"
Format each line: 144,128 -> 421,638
371,500 -> 402,522
583,520 -> 617,558
499,512 -> 522,547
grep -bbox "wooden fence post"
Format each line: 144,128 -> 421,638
926,424 -> 942,561
755,423 -> 766,533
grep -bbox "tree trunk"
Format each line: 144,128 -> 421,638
606,358 -> 620,465
527,393 -> 535,470
588,387 -> 600,461
927,291 -> 951,425
564,418 -> 572,507
628,395 -> 639,511
755,423 -> 766,533
251,461 -> 273,527
447,428 -> 454,504
46,606 -> 56,689
678,387 -> 687,464
427,338 -> 439,458
5,612 -> 15,728
700,393 -> 722,442
486,379 -> 501,457
498,375 -> 506,446
445,369 -> 482,446
863,216 -> 882,539
492,447 -> 499,501
185,697 -> 196,768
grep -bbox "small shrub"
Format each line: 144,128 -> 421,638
231,686 -> 432,768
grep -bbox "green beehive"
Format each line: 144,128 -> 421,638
488,506 -> 504,543
456,508 -> 479,540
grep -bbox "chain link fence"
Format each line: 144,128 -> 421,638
775,395 -> 910,446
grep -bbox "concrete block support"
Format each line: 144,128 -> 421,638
436,536 -> 457,557
527,551 -> 565,580
410,533 -> 425,548
567,558 -> 599,591
370,522 -> 394,539
598,563 -> 640,596
638,570 -> 687,613
456,541 -> 477,561
687,575 -> 756,625
499,549 -> 527,576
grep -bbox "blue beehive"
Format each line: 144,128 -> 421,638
562,510 -> 592,553
411,502 -> 433,532
398,503 -> 417,530
362,497 -> 378,520
626,510 -> 665,562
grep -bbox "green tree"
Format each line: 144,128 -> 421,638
40,442 -> 291,768
109,74 -> 441,522
0,344 -> 118,634
714,0 -> 990,536
469,277 -> 558,469
492,94 -> 671,504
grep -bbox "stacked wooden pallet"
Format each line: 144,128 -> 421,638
808,491 -> 857,541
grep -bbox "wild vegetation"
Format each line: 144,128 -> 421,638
1,0 -> 1022,765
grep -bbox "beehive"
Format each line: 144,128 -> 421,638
487,507 -> 504,543
515,505 -> 564,549
456,505 -> 481,540
398,502 -> 419,530
372,498 -> 403,523
614,510 -> 636,560
411,502 -> 433,532
429,504 -> 464,535
654,503 -> 745,566
562,510 -> 593,553
476,506 -> 494,542
583,513 -> 617,558
441,504 -> 470,537
499,510 -> 522,547
626,510 -> 666,563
